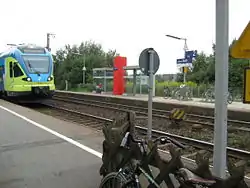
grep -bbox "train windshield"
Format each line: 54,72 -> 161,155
22,55 -> 50,74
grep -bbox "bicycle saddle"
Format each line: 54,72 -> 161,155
179,168 -> 216,185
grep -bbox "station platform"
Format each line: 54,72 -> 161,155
0,99 -> 103,188
57,91 -> 249,111
56,91 -> 250,121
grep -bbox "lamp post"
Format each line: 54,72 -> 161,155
82,66 -> 86,85
165,34 -> 188,82
46,33 -> 56,52
72,52 -> 86,85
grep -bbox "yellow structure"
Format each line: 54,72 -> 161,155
243,67 -> 250,103
230,21 -> 250,103
183,67 -> 188,73
230,21 -> 250,58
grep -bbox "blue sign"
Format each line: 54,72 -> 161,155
176,50 -> 197,68
176,58 -> 192,68
176,58 -> 192,64
177,58 -> 188,64
185,50 -> 197,60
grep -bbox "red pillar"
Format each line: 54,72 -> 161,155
113,56 -> 127,95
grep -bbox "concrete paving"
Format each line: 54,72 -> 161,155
0,99 -> 103,188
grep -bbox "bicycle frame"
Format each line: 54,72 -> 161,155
137,166 -> 160,188
118,164 -> 161,188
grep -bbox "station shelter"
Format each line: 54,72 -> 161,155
92,56 -> 155,96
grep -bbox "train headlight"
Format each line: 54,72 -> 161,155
22,77 -> 32,82
47,76 -> 53,81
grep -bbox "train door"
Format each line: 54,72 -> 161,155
4,60 -> 14,91
4,58 -> 25,92
9,61 -> 15,88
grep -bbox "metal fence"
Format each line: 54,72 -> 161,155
64,80 -> 243,102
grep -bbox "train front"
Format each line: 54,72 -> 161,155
18,45 -> 55,99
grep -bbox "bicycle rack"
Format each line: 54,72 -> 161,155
99,111 -> 249,188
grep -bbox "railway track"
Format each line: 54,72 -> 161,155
135,126 -> 250,160
37,101 -> 250,180
41,102 -> 113,129
40,101 -> 250,161
46,96 -> 250,151
52,95 -> 250,131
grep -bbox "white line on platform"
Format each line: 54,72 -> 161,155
0,105 -> 103,159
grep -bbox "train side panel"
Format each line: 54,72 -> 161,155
0,56 -> 4,92
0,66 -> 3,92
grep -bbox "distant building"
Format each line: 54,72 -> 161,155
156,74 -> 177,82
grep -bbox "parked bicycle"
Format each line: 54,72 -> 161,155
164,85 -> 193,100
99,132 -> 248,188
175,84 -> 193,101
99,133 -> 186,188
163,86 -> 171,99
203,88 -> 233,104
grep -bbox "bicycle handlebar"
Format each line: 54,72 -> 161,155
155,136 -> 186,149
129,135 -> 186,149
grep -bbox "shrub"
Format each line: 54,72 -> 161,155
66,80 -> 240,99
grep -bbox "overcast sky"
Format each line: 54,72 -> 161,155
0,0 -> 249,74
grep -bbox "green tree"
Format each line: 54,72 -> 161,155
53,41 -> 119,89
185,40 -> 248,95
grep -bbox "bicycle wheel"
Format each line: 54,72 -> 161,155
164,88 -> 170,98
99,172 -> 135,188
175,90 -> 181,100
205,90 -> 213,102
227,93 -> 233,104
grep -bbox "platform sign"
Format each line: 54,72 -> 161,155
139,48 -> 160,76
176,50 -> 197,69
230,21 -> 250,59
185,50 -> 197,59
243,67 -> 250,103
176,58 -> 192,68
139,48 -> 159,139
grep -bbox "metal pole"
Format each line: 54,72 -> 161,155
104,70 -> 106,92
152,75 -> 155,97
140,73 -> 142,95
83,71 -> 85,85
65,80 -> 68,91
84,54 -> 86,68
83,55 -> 86,85
133,69 -> 137,96
183,69 -> 186,83
46,33 -> 55,52
46,33 -> 50,51
213,0 -> 228,178
147,49 -> 154,140
183,39 -> 188,83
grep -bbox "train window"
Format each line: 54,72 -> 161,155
17,45 -> 46,54
9,62 -> 13,78
22,48 -> 45,54
13,63 -> 24,77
